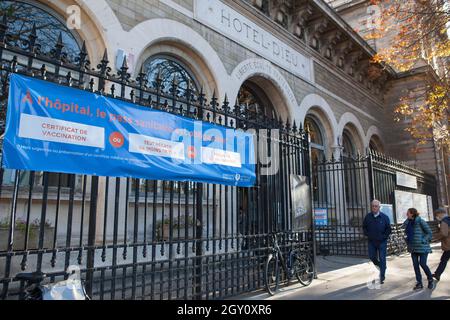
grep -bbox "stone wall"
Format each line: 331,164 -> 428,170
103,0 -> 388,151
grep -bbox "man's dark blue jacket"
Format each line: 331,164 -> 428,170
363,212 -> 392,244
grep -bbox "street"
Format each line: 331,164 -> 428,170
239,244 -> 449,300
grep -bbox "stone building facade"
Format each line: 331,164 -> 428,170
0,0 -> 448,233
0,0 -> 448,299
325,0 -> 450,212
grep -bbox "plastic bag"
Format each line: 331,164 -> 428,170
41,266 -> 89,300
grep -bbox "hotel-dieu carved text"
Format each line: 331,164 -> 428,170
194,0 -> 311,81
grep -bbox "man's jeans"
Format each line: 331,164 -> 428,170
368,240 -> 387,279
411,253 -> 433,284
435,250 -> 450,278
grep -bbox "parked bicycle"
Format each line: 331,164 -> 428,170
15,266 -> 90,300
264,233 -> 314,296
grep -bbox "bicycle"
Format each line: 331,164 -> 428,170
264,233 -> 314,296
15,266 -> 90,300
15,271 -> 47,300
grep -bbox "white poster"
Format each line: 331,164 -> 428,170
290,175 -> 311,231
412,193 -> 429,221
394,190 -> 432,223
380,204 -> 394,224
396,172 -> 418,189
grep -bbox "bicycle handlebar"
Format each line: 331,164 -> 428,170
14,271 -> 46,284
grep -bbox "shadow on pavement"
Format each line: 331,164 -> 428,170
316,256 -> 369,273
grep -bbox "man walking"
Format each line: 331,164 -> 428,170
432,208 -> 450,282
363,199 -> 392,284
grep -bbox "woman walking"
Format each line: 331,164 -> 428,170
403,208 -> 434,290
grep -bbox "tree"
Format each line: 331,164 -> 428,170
367,0 -> 450,150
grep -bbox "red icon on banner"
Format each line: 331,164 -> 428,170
109,132 -> 124,148
187,146 -> 196,159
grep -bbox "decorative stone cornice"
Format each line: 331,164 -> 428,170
240,0 -> 396,95
308,16 -> 330,36
293,2 -> 314,26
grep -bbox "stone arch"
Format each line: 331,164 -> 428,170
298,94 -> 339,147
366,126 -> 385,152
135,41 -> 217,98
304,109 -> 336,159
337,112 -> 366,154
229,59 -> 298,122
122,19 -> 228,100
46,2 -> 228,100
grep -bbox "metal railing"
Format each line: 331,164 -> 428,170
313,150 -> 439,257
0,16 -> 312,300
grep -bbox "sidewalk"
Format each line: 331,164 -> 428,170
238,244 -> 449,300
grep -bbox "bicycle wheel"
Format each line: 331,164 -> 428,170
264,253 -> 280,295
294,254 -> 314,287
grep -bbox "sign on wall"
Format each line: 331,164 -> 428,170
313,208 -> 328,226
394,190 -> 432,223
290,175 -> 312,230
379,204 -> 394,224
2,74 -> 256,187
193,0 -> 312,81
396,171 -> 417,189
427,195 -> 434,220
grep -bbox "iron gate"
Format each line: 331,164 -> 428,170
313,151 -> 439,257
0,17 -> 313,300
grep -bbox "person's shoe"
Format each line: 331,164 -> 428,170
432,273 -> 440,281
428,280 -> 435,290
380,276 -> 385,284
413,283 -> 423,290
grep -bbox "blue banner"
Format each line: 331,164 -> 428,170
314,208 -> 328,226
2,74 -> 256,187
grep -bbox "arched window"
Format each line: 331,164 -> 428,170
237,80 -> 278,235
369,135 -> 384,153
369,140 -> 378,152
0,1 -> 84,189
143,55 -> 199,97
0,0 -> 82,63
342,130 -> 356,158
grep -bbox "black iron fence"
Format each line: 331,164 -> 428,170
0,17 -> 313,300
313,150 -> 439,257
0,11 -> 442,300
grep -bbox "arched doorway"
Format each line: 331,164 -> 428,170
369,135 -> 384,153
236,77 -> 300,240
342,127 -> 359,207
236,81 -> 277,124
305,116 -> 327,206
339,125 -> 369,232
